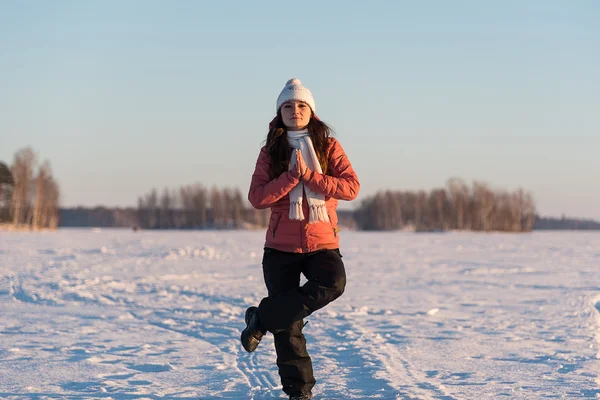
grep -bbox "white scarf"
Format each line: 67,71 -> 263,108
287,130 -> 330,223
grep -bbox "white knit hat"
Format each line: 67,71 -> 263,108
276,78 -> 316,113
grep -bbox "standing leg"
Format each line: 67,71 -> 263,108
262,249 -> 315,397
273,320 -> 315,397
258,249 -> 346,332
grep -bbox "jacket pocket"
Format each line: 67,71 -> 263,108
327,210 -> 340,237
268,213 -> 282,237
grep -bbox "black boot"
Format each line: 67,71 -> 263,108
241,306 -> 265,352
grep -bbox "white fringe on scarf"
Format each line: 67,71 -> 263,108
287,130 -> 330,224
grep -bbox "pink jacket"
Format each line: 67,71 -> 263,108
248,137 -> 360,253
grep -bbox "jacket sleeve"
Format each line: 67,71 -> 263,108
303,138 -> 360,201
248,146 -> 300,209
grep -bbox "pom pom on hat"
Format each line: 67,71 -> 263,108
276,78 -> 316,113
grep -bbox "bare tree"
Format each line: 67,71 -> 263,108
46,176 -> 60,229
192,184 -> 208,228
447,178 -> 470,230
32,161 -> 51,229
472,182 -> 495,231
159,187 -> 173,229
429,188 -> 449,230
521,191 -> 536,232
388,191 -> 402,229
222,188 -> 233,228
415,190 -> 428,230
374,193 -> 387,229
210,186 -> 225,228
138,188 -> 159,229
231,188 -> 244,228
179,185 -> 193,227
11,148 -> 36,227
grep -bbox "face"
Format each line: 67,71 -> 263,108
280,100 -> 312,130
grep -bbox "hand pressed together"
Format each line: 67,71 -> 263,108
290,149 -> 312,180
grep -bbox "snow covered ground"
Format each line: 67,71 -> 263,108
1,229 -> 599,399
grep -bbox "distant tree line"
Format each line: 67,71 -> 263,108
58,186 -> 269,229
59,207 -> 139,228
20,172 -> 596,232
354,178 -> 536,232
136,185 -> 270,229
0,147 -> 60,230
2,146 -> 595,233
58,183 -> 359,230
59,205 -> 357,230
535,215 -> 600,230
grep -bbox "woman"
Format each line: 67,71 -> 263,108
242,78 -> 360,400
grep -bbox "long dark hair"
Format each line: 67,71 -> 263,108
265,111 -> 332,179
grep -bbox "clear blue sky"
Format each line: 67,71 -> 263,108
1,1 -> 599,219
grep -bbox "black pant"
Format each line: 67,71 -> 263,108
258,248 -> 346,396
